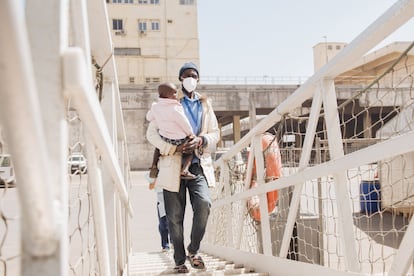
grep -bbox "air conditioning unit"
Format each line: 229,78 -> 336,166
115,30 -> 126,35
140,30 -> 146,35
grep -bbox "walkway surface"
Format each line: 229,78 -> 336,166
130,170 -> 193,253
129,171 -> 268,275
129,251 -> 268,275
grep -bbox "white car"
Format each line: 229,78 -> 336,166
0,154 -> 16,186
214,148 -> 245,172
68,153 -> 87,174
213,148 -> 246,181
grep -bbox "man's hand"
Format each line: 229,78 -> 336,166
175,136 -> 202,154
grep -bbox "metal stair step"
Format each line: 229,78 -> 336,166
129,251 -> 268,276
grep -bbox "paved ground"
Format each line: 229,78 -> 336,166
130,170 -> 193,253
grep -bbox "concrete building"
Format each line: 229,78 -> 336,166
313,42 -> 347,72
106,0 -> 199,85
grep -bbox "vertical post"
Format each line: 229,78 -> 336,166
233,115 -> 241,144
363,111 -> 372,138
119,140 -> 131,272
321,79 -> 359,272
101,80 -> 118,275
217,123 -> 223,148
279,87 -> 323,258
222,164 -> 234,247
116,198 -> 125,273
249,92 -> 257,130
24,0 -> 69,275
315,137 -> 325,265
252,135 -> 272,256
234,91 -> 257,250
86,141 -> 111,276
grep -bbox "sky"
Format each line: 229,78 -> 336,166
197,0 -> 414,78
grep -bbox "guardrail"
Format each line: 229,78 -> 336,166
204,1 -> 414,275
0,0 -> 132,275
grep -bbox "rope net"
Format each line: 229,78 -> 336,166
0,109 -> 100,276
209,42 -> 414,274
67,108 -> 99,276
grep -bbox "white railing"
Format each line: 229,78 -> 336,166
0,0 -> 132,275
203,1 -> 414,275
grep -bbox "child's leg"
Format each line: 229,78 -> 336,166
150,148 -> 160,178
181,153 -> 196,179
181,153 -> 192,173
152,148 -> 160,167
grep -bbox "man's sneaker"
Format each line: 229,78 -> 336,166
173,264 -> 189,273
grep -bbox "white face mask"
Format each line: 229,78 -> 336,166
182,77 -> 197,92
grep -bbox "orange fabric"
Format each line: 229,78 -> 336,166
247,133 -> 281,221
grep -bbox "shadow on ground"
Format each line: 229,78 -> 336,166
353,211 -> 410,249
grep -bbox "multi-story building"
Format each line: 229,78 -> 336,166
106,0 -> 199,85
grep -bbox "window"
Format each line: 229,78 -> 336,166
124,0 -> 133,3
336,45 -> 341,50
138,21 -> 147,31
151,21 -> 160,31
150,0 -> 159,4
138,20 -> 159,32
144,77 -> 161,83
180,0 -> 195,4
129,77 -> 135,84
112,0 -> 122,3
138,0 -> 148,3
0,156 -> 11,167
114,48 -> 141,56
113,19 -> 123,30
327,45 -> 332,50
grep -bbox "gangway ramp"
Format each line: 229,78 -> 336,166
129,251 -> 268,276
130,171 -> 269,275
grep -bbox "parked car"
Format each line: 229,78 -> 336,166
0,154 -> 16,187
213,148 -> 246,181
214,148 -> 246,170
68,153 -> 87,174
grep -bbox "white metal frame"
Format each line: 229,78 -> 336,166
203,1 -> 414,275
0,0 -> 132,275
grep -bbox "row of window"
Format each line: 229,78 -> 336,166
113,49 -> 163,84
126,77 -> 161,84
327,45 -> 342,50
109,0 -> 194,4
114,48 -> 141,56
113,19 -> 160,32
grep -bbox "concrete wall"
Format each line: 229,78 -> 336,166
121,84 -> 299,170
121,84 -> 364,170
